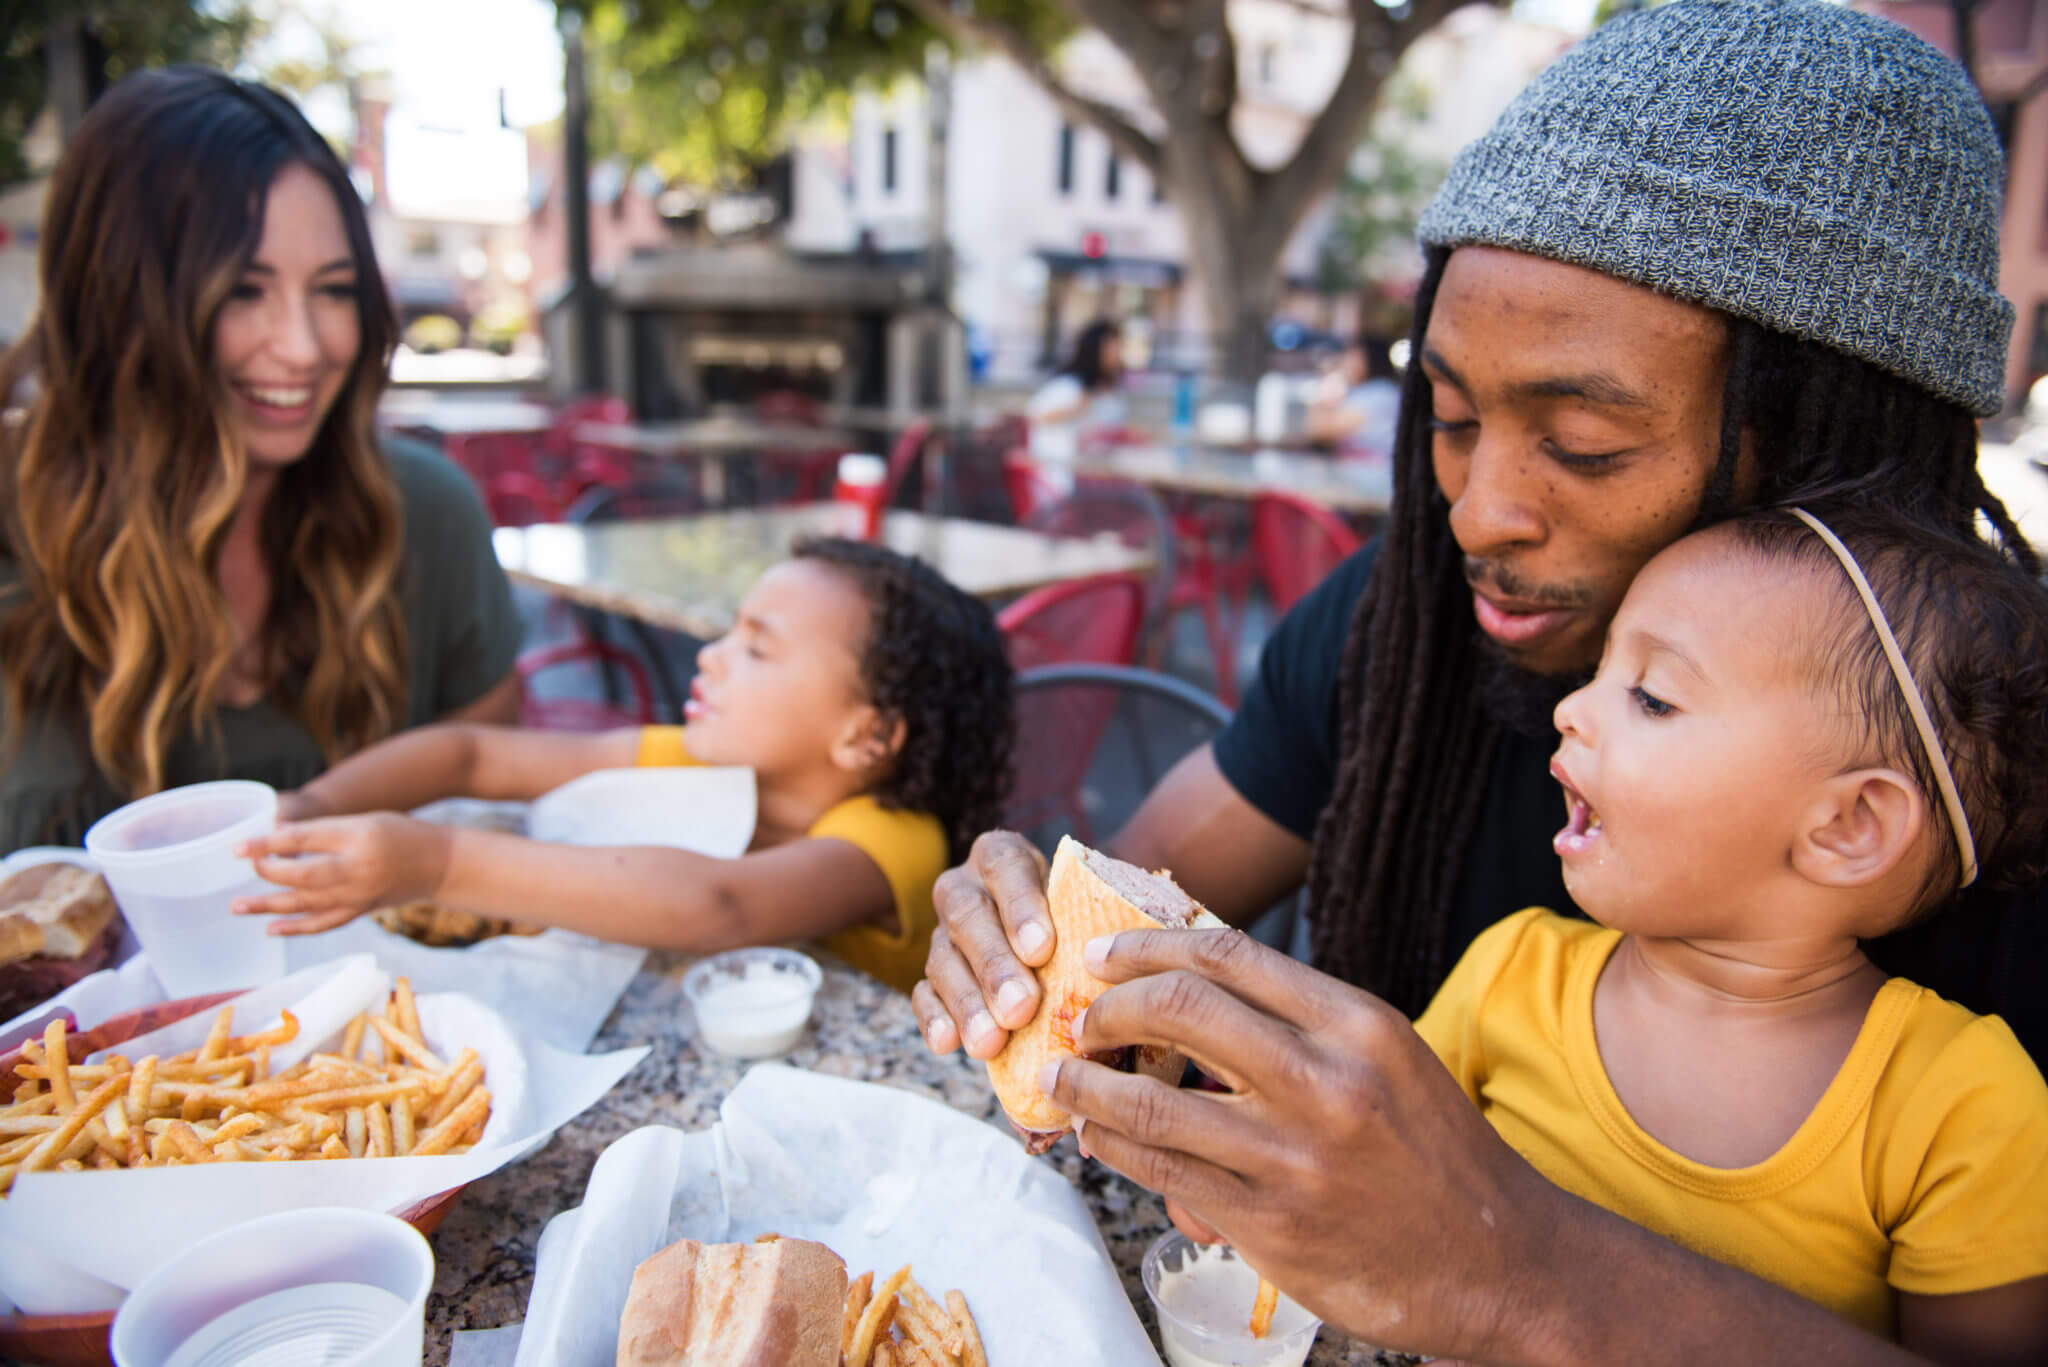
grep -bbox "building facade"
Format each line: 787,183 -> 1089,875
783,1 -> 1576,384
350,86 -> 535,344
1861,0 -> 2048,412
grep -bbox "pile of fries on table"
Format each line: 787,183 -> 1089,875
1,978 -> 489,1190
837,1254 -> 988,1367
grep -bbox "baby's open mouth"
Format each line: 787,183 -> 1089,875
1553,777 -> 1603,857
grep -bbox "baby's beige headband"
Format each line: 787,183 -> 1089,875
1789,508 -> 1977,888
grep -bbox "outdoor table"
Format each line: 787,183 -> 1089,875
420,951 -> 1404,1365
1068,443 -> 1393,516
494,505 -> 1155,639
377,394 -> 557,438
575,417 -> 861,504
494,505 -> 1157,715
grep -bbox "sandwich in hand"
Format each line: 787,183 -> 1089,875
0,863 -> 120,1021
985,836 -> 1224,1153
617,1235 -> 847,1367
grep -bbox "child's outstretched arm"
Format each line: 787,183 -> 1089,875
233,820 -> 896,952
283,724 -> 643,819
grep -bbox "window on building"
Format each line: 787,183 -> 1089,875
1258,42 -> 1279,87
882,127 -> 898,195
1153,172 -> 1166,206
1106,153 -> 1121,201
407,229 -> 441,259
1057,123 -> 1075,194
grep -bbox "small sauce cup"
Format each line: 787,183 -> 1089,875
1142,1230 -> 1321,1367
683,947 -> 823,1059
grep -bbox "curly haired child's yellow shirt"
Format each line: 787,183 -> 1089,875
635,726 -> 946,995
1415,908 -> 2048,1336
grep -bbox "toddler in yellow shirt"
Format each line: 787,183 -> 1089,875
1414,505 -> 2048,1358
231,537 -> 1014,993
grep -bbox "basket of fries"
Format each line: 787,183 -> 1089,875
0,983 -> 478,1367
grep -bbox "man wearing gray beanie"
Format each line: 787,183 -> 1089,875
921,2 -> 2047,1361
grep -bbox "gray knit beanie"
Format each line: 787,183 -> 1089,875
1416,0 -> 2012,415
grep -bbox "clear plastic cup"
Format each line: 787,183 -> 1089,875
83,780 -> 287,997
683,947 -> 822,1059
1142,1230 -> 1321,1367
110,1207 -> 433,1367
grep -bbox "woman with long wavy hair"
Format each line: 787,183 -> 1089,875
0,66 -> 522,849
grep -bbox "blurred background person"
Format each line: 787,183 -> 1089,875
1304,332 -> 1400,455
1026,317 -> 1129,461
0,67 -> 521,850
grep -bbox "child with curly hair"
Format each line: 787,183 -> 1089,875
1416,504 -> 2048,1352
233,538 -> 1015,994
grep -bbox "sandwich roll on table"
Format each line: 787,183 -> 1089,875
615,1231 -> 987,1367
616,1235 -> 847,1367
0,864 -> 119,1022
984,837 -> 1225,1151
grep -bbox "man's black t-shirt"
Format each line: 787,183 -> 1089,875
1211,542 -> 2047,1064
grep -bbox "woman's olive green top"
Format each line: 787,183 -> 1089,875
0,437 -> 522,850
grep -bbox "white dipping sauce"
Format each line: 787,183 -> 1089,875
1154,1243 -> 1318,1367
692,959 -> 816,1058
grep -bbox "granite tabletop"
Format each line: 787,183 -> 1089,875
575,417 -> 861,454
1067,444 -> 1393,515
420,952 -> 1408,1366
491,506 -> 1157,638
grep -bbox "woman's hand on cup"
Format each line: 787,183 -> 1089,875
912,831 -> 1054,1059
1038,926 -> 1563,1363
233,813 -> 451,935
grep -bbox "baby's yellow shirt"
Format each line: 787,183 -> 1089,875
634,726 -> 946,995
1415,908 -> 2048,1336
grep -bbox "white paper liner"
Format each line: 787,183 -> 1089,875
490,1063 -> 1162,1367
0,953 -> 648,1313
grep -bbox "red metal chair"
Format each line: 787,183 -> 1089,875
1026,479 -> 1176,659
543,393 -> 632,464
745,391 -> 840,504
443,432 -> 546,485
516,641 -> 657,731
484,470 -> 563,527
879,418 -> 937,509
1003,449 -> 1065,523
1008,458 -> 1243,699
562,442 -> 638,505
1006,662 -> 1227,854
997,572 -> 1148,672
1251,490 -> 1363,616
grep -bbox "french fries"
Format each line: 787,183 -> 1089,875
0,979 -> 489,1193
1250,1274 -> 1279,1338
838,1264 -> 983,1367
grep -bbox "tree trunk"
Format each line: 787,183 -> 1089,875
1181,193 -> 1281,385
1161,109 -> 1291,386
901,0 -> 1473,384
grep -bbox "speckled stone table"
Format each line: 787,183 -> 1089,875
420,952 -> 1408,1366
490,507 -> 1156,640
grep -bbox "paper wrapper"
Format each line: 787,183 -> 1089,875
482,1063 -> 1162,1367
0,766 -> 757,1053
0,953 -> 648,1315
